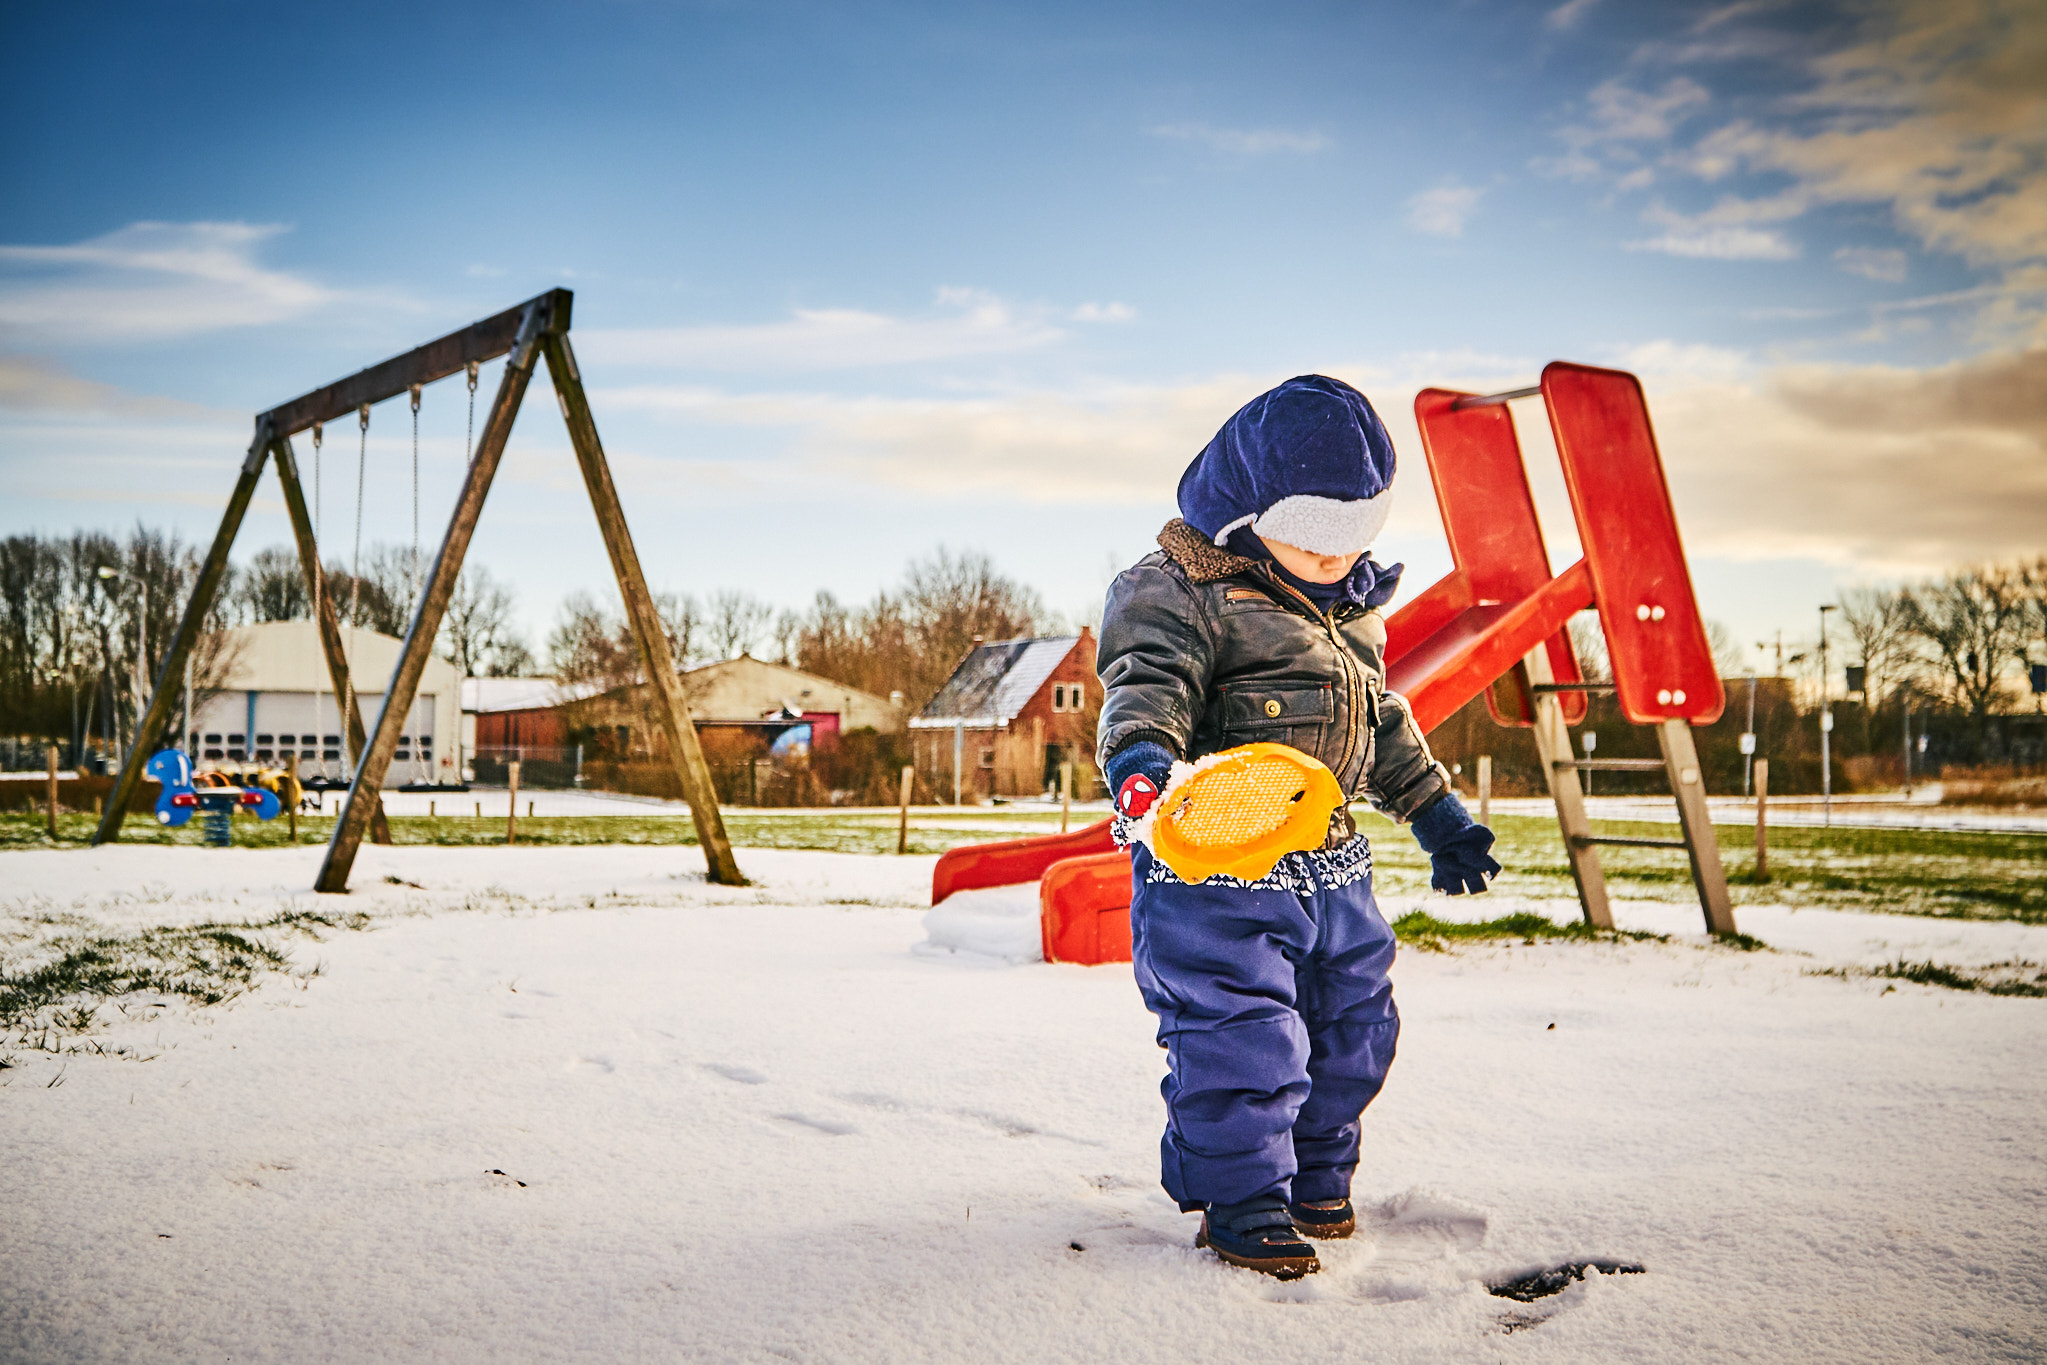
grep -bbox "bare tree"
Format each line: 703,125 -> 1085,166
439,566 -> 533,678
1903,564 -> 2029,758
651,590 -> 701,670
788,547 -> 1045,708
547,591 -> 639,690
706,589 -> 776,661
1838,584 -> 1915,708
237,544 -> 311,623
1566,613 -> 1611,682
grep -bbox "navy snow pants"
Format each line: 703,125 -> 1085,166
1129,842 -> 1399,1210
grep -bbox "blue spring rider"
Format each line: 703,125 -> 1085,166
147,749 -> 283,847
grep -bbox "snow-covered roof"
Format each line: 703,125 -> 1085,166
461,677 -> 602,713
911,636 -> 1078,728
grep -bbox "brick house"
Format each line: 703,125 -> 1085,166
910,628 -> 1100,801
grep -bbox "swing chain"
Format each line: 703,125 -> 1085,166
409,385 -> 421,611
465,361 -> 479,465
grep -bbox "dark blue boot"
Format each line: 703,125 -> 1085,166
1196,1196 -> 1320,1279
1288,1197 -> 1355,1239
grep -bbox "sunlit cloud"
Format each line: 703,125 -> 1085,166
0,221 -> 337,342
1835,246 -> 1908,283
575,288 -> 1070,373
1406,182 -> 1485,238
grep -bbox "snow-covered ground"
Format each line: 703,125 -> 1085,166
3,843 -> 2044,1363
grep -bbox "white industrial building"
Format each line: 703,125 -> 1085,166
188,621 -> 464,788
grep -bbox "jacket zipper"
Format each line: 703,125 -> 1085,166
1255,568 -> 1366,789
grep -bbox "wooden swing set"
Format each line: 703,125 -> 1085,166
91,289 -> 745,892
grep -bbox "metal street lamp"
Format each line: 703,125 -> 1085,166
1819,604 -> 1837,827
1741,668 -> 1757,796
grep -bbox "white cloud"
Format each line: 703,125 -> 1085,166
1147,123 -> 1331,156
0,222 -> 336,342
1072,301 -> 1135,323
1835,246 -> 1908,283
1581,77 -> 1712,144
0,354 -> 228,421
1630,224 -> 1799,260
1627,199 -> 1803,260
1406,182 -> 1484,238
575,289 -> 1067,373
1547,0 -> 1601,30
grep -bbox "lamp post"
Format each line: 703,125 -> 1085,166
1819,604 -> 1837,827
1741,668 -> 1757,797
96,565 -> 147,767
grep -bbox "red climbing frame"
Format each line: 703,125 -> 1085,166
932,361 -> 1722,962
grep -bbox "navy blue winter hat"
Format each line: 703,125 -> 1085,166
1177,375 -> 1397,555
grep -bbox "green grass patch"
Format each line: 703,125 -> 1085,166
1391,908 -> 1668,953
1807,958 -> 2047,998
1,908 -> 366,1064
1365,812 -> 2047,925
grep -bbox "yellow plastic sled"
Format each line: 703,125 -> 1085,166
1149,743 -> 1346,884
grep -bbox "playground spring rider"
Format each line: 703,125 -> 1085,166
146,750 -> 286,847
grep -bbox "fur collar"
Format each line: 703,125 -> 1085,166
1156,518 -> 1260,584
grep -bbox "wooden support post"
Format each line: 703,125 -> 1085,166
274,435 -> 390,845
507,761 -> 521,846
286,755 -> 298,842
315,301 -> 552,893
1657,718 -> 1738,935
541,333 -> 744,886
897,765 -> 914,854
1476,754 -> 1491,826
1060,761 -> 1072,833
1753,758 -> 1770,883
1525,654 -> 1613,929
46,744 -> 59,839
93,430 -> 270,844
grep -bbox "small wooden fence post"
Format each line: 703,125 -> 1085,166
1060,761 -> 1073,833
507,760 -> 521,846
1476,754 -> 1491,826
897,765 -> 914,854
1753,757 -> 1769,882
46,744 -> 60,839
286,755 -> 299,842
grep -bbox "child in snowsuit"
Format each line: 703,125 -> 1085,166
1096,375 -> 1500,1279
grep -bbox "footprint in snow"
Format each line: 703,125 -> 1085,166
703,1062 -> 769,1085
773,1112 -> 859,1137
570,1056 -> 615,1074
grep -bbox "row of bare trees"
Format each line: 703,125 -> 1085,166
0,528 -> 539,766
546,547 -> 1048,713
1826,558 -> 2047,763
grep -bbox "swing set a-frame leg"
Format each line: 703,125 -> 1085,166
273,434 -> 390,845
543,332 -> 744,886
313,307 -> 548,893
91,424 -> 394,847
92,430 -> 270,845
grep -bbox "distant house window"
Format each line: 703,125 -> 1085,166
979,747 -> 996,769
1051,685 -> 1065,711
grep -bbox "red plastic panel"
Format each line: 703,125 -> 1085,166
1040,851 -> 1134,965
1395,390 -> 1586,727
1386,562 -> 1594,732
1541,363 -> 1724,725
931,817 -> 1118,904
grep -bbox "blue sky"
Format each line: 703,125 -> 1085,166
3,0 -> 2041,671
